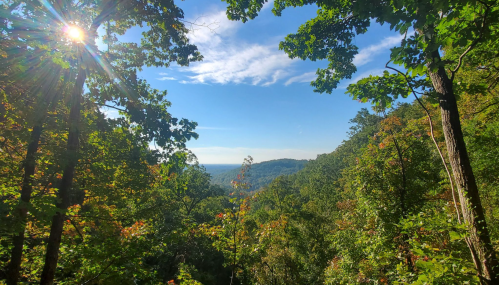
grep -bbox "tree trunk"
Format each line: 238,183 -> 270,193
39,68 -> 86,285
6,124 -> 42,285
6,64 -> 64,284
390,130 -> 414,272
428,52 -> 499,284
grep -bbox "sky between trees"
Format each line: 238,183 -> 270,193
102,0 -> 412,164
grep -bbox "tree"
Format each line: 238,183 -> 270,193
171,165 -> 219,218
0,6 -> 75,282
205,156 -> 253,285
1,0 -> 201,283
222,0 -> 499,282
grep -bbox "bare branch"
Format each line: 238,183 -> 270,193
180,16 -> 223,37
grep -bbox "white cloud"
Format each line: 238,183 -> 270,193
284,71 -> 317,86
157,76 -> 176,81
177,10 -> 403,87
186,45 -> 292,85
179,79 -> 207,85
181,9 -> 295,86
186,10 -> 239,46
189,146 -> 331,164
353,35 -> 404,66
100,106 -> 123,119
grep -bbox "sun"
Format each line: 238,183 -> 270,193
66,26 -> 84,41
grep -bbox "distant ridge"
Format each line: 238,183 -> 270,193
202,164 -> 240,176
210,159 -> 308,190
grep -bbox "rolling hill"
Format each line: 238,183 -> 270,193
210,159 -> 308,191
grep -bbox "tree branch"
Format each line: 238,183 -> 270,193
79,250 -> 127,285
89,0 -> 127,32
450,5 -> 490,81
102,104 -> 126,112
68,217 -> 84,240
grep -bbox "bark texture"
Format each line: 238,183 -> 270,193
428,52 -> 499,284
39,68 -> 86,285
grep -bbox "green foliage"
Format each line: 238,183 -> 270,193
220,0 -> 499,283
1,0 -> 499,282
0,0 -> 204,282
396,210 -> 477,284
200,101 -> 495,284
1,85 -> 497,284
177,263 -> 203,285
346,71 -> 412,108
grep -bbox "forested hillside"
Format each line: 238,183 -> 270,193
210,159 -> 308,190
1,0 -> 499,283
233,102 -> 479,284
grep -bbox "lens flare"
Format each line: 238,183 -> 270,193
66,26 -> 83,41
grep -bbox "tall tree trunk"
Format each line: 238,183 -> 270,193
428,51 -> 499,284
39,68 -> 86,285
6,124 -> 42,285
7,65 -> 64,285
389,130 -> 414,272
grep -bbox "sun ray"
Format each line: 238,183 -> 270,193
37,0 -> 67,26
84,44 -> 136,100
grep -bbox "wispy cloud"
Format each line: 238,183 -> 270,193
186,11 -> 238,45
179,79 -> 208,85
181,9 -> 295,86
157,76 -> 176,81
284,71 -> 316,86
189,146 -> 331,164
353,35 -> 404,66
179,10 -> 401,87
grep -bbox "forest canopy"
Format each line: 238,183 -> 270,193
0,0 -> 499,284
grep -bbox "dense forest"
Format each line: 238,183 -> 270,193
1,0 -> 499,284
210,159 -> 308,191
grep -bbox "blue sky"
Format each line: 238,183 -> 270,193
107,0 -> 407,164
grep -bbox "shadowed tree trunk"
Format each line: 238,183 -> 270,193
7,65 -> 64,285
388,129 -> 414,273
39,67 -> 86,285
6,125 -> 42,285
428,51 -> 499,284
39,9 -> 117,283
